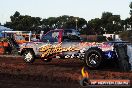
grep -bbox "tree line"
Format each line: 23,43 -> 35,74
2,2 -> 132,35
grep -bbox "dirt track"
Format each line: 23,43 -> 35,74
0,55 -> 132,88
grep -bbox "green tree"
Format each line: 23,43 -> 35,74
130,2 -> 132,16
87,18 -> 103,34
101,12 -> 122,34
123,2 -> 132,31
85,12 -> 122,34
41,15 -> 87,32
4,11 -> 42,31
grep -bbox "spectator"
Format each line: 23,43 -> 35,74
107,35 -> 113,41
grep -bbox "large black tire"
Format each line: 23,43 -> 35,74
84,48 -> 103,69
22,50 -> 35,63
114,44 -> 131,72
118,59 -> 131,72
118,55 -> 131,72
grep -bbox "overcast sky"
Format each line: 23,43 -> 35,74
0,0 -> 131,24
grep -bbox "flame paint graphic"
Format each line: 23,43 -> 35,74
81,67 -> 89,78
80,67 -> 91,87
